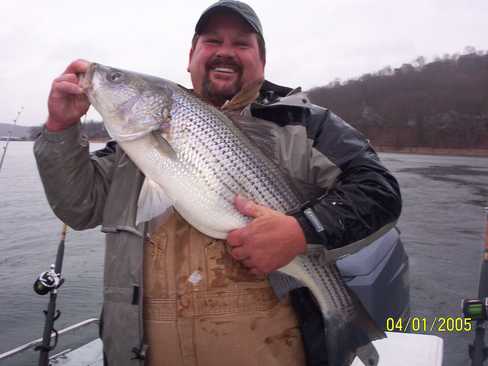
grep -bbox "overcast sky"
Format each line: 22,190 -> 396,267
1,0 -> 487,126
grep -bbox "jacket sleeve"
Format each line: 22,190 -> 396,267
33,124 -> 117,230
291,110 -> 402,249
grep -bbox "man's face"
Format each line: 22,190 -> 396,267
187,11 -> 265,106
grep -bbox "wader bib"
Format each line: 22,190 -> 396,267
143,212 -> 305,366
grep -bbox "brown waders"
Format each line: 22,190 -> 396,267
143,212 -> 306,366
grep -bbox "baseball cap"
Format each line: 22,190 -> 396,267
195,0 -> 264,38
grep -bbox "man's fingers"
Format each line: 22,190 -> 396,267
55,73 -> 79,84
249,268 -> 265,277
242,258 -> 254,268
53,81 -> 84,95
230,247 -> 249,261
226,229 -> 243,247
63,59 -> 90,74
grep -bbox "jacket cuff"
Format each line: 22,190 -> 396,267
40,123 -> 82,144
292,210 -> 329,247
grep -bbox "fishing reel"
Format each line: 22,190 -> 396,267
462,298 -> 488,321
33,264 -> 64,295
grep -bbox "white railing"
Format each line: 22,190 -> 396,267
0,318 -> 99,361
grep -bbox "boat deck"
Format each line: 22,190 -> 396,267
53,331 -> 443,366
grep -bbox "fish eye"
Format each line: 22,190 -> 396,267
107,71 -> 123,83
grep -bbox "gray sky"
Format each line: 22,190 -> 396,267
2,0 -> 487,126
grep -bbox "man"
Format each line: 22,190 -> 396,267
35,1 -> 401,365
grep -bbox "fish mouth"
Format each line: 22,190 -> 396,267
79,62 -> 97,94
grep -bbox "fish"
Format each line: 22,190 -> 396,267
81,63 -> 385,366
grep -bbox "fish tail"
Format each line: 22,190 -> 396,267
325,290 -> 384,366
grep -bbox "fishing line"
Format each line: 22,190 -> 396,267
462,207 -> 488,366
0,106 -> 24,173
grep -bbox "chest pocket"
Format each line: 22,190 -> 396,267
101,151 -> 145,237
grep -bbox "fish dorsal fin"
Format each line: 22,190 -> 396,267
136,177 -> 173,225
225,111 -> 278,164
221,78 -> 263,111
224,112 -> 321,202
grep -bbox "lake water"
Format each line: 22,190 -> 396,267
1,141 -> 487,365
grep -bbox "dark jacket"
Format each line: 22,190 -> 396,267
254,81 -> 401,365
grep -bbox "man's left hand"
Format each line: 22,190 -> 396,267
226,195 -> 307,275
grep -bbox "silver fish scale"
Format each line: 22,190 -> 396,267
168,89 -> 299,212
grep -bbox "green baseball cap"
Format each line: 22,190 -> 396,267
195,0 -> 264,38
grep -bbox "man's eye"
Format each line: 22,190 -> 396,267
205,39 -> 221,45
236,42 -> 249,49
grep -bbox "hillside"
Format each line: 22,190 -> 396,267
0,123 -> 32,139
308,50 -> 488,151
22,50 -> 488,152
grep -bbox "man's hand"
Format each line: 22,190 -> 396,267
46,59 -> 91,132
226,195 -> 307,275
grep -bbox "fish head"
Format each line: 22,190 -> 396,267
81,63 -> 173,141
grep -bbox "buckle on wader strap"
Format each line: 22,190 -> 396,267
131,344 -> 148,360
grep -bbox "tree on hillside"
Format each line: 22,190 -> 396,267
308,50 -> 488,149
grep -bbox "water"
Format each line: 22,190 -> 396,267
0,142 -> 105,364
382,153 -> 488,366
1,142 -> 487,365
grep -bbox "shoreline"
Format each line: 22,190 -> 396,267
87,141 -> 488,157
10,139 -> 488,158
91,142 -> 488,157
374,146 -> 488,157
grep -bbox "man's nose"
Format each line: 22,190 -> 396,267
215,42 -> 237,58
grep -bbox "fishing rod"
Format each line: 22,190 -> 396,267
33,224 -> 67,366
462,207 -> 488,366
0,107 -> 24,173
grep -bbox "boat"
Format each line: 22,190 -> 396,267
0,323 -> 444,366
0,226 -> 445,366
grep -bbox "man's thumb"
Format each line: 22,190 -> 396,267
235,195 -> 264,218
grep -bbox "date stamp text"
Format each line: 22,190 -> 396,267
385,316 -> 472,333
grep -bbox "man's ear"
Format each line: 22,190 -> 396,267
187,47 -> 195,73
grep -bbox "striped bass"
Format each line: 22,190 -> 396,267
82,63 -> 385,366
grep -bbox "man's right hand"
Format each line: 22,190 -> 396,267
46,59 -> 91,132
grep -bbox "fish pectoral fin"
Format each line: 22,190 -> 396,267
150,130 -> 178,160
136,177 -> 173,225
